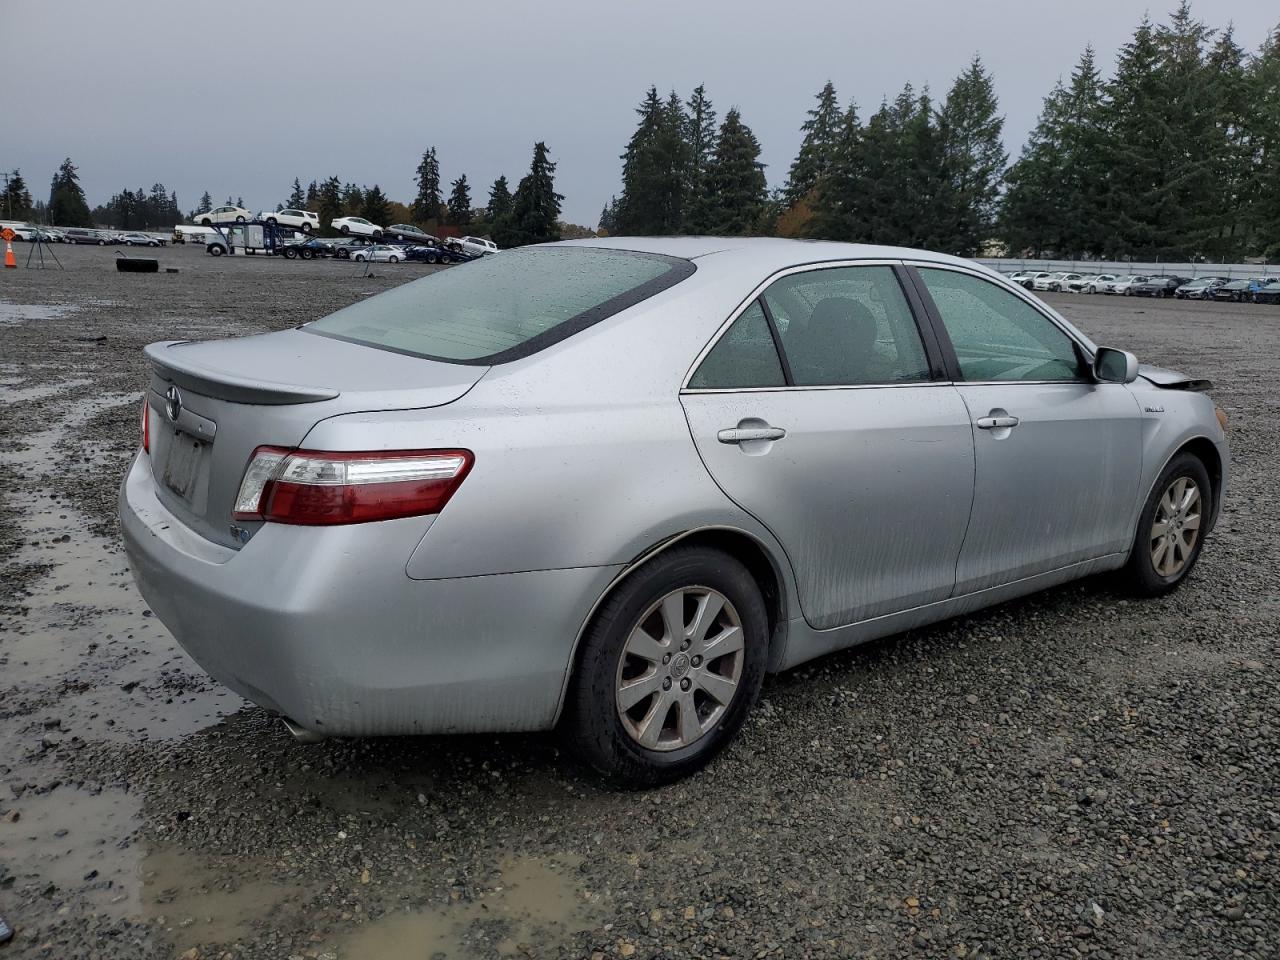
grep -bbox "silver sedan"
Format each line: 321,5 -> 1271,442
120,238 -> 1229,785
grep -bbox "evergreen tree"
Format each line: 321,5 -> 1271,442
936,57 -> 1006,255
615,87 -> 688,234
1204,26 -> 1251,258
317,176 -> 343,235
598,196 -> 620,235
287,177 -> 306,209
341,183 -> 364,217
699,108 -> 767,235
500,141 -> 563,247
1248,24 -> 1280,256
785,81 -> 843,206
487,175 -> 512,222
808,103 -> 865,240
447,174 -> 472,226
305,180 -> 318,207
48,158 -> 92,227
413,147 -> 443,224
683,84 -> 718,232
3,169 -> 33,221
361,185 -> 390,225
197,191 -> 213,214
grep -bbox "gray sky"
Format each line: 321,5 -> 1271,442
3,0 -> 1276,226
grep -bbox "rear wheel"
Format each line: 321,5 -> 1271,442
301,249 -> 314,260
301,223 -> 312,234
340,225 -> 350,235
235,215 -> 246,223
564,545 -> 768,786
208,245 -> 224,256
1122,452 -> 1211,596
389,255 -> 399,263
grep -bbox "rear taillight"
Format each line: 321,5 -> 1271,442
141,396 -> 150,454
233,448 -> 473,525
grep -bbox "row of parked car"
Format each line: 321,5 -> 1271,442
189,206 -> 500,256
1005,270 -> 1280,304
0,223 -> 168,246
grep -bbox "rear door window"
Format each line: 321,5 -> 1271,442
688,301 -> 785,389
306,247 -> 695,364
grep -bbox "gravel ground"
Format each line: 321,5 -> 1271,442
0,245 -> 1276,960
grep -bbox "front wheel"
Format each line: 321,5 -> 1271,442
1121,452 -> 1211,596
339,225 -> 350,235
563,545 -> 768,787
389,256 -> 399,263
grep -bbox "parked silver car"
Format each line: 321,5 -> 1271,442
120,238 -> 1229,784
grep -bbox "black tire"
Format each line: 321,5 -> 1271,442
235,215 -> 246,223
354,254 -> 365,262
373,229 -> 383,237
97,239 -> 107,245
125,240 -> 135,246
208,245 -> 224,256
1121,451 -> 1212,597
337,249 -> 349,260
389,256 -> 399,263
267,217 -> 277,226
283,247 -> 297,259
563,545 -> 768,787
301,249 -> 314,260
301,223 -> 312,234
199,218 -> 211,227
340,225 -> 350,235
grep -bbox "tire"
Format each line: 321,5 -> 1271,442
208,245 -> 224,256
373,229 -> 383,238
337,249 -> 349,260
97,239 -> 107,245
1121,452 -> 1212,597
235,215 -> 246,223
354,254 -> 365,262
301,223 -> 312,234
563,545 -> 768,787
125,240 -> 134,246
340,225 -> 350,235
267,217 -> 277,226
1124,288 -> 1132,296
283,248 -> 297,259
301,249 -> 314,260
199,218 -> 211,227
389,256 -> 399,263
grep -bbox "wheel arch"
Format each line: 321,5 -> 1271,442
552,525 -> 792,726
1175,435 -> 1224,529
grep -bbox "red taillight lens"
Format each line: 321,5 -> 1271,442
141,397 -> 150,454
233,448 -> 473,525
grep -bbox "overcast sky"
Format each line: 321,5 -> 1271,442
3,0 -> 1276,226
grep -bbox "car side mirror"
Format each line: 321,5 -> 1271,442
1094,347 -> 1139,384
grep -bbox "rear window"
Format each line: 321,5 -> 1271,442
305,247 -> 695,364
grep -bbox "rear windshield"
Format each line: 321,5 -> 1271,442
305,246 -> 694,364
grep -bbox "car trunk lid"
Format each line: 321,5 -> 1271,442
144,330 -> 486,548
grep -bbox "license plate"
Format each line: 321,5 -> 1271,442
162,433 -> 203,502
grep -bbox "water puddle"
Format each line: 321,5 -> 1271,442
335,854 -> 598,958
0,301 -> 75,325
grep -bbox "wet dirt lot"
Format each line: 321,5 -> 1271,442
0,245 -> 1277,959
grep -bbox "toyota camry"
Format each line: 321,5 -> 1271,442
120,238 -> 1229,785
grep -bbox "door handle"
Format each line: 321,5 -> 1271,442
976,415 -> 1020,430
718,426 -> 786,444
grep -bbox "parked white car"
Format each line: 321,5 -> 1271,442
1032,272 -> 1070,291
453,235 -> 500,256
1080,274 -> 1120,294
263,209 -> 320,233
195,205 -> 253,226
332,217 -> 383,238
351,244 -> 402,263
1108,275 -> 1150,296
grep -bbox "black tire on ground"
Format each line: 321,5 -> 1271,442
563,545 -> 769,787
116,257 -> 159,273
301,249 -> 314,260
283,248 -> 297,259
208,245 -> 224,256
354,254 -> 365,262
1121,451 -> 1212,597
97,239 -> 107,245
389,256 -> 399,263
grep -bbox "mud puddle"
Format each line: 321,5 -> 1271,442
335,854 -> 598,958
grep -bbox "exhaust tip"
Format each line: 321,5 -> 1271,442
281,716 -> 326,744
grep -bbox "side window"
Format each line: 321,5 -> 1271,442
688,300 -> 785,389
763,265 -> 930,387
919,268 -> 1083,382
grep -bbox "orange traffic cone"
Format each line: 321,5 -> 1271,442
3,241 -> 15,268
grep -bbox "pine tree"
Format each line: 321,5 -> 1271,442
615,87 -> 689,234
683,84 -> 718,232
447,174 -> 472,226
808,103 -> 865,240
1204,26 -> 1251,258
317,176 -> 343,235
598,196 -> 620,235
501,142 -> 563,247
305,180 -> 318,207
487,175 -> 512,222
1247,25 -> 1280,256
936,57 -> 1006,255
700,108 -> 767,235
341,183 -> 364,217
287,177 -> 306,209
3,169 -> 33,221
413,148 -> 442,224
48,158 -> 92,227
785,81 -> 843,206
361,185 -> 390,225
197,191 -> 213,214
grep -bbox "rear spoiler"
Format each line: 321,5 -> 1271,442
145,341 -> 340,405
1138,364 -> 1213,392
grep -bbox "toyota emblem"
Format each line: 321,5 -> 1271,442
165,385 -> 183,422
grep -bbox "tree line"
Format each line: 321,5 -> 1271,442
606,3 -> 1278,260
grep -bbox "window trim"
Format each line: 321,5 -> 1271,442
681,259 -> 948,393
902,262 -> 1098,386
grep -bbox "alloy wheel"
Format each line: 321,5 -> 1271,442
1150,476 -> 1202,578
615,587 -> 745,752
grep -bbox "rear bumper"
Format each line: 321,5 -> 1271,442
119,453 -> 620,736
